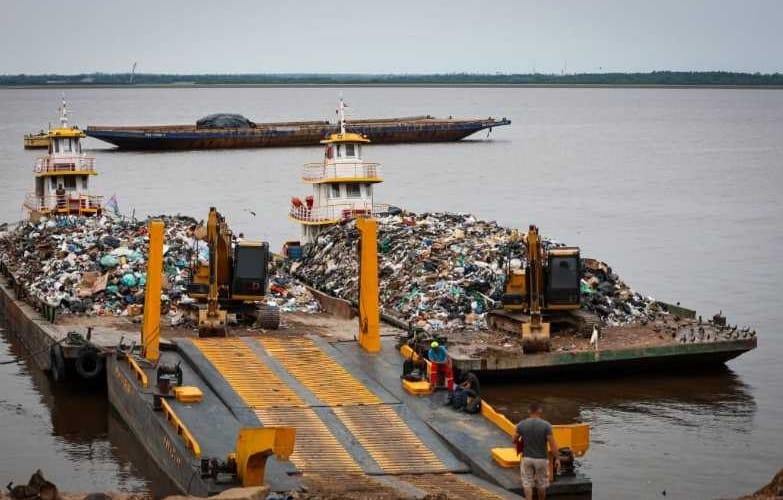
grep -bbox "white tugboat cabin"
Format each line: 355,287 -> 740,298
290,99 -> 388,243
23,98 -> 103,218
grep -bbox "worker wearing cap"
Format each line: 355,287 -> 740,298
427,341 -> 454,391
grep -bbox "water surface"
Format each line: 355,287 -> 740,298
0,87 -> 781,498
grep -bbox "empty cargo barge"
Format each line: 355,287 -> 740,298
85,115 -> 511,150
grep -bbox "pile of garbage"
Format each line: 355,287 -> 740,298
0,215 -> 200,316
0,216 -> 318,319
580,258 -> 659,326
290,212 -> 660,332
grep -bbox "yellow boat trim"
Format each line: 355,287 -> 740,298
49,127 -> 85,138
36,170 -> 97,177
126,356 -> 149,388
305,176 -> 383,184
320,132 -> 370,144
160,397 -> 202,457
288,215 -> 340,226
192,338 -> 304,408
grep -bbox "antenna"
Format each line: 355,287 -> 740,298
130,62 -> 138,84
338,94 -> 346,135
59,93 -> 68,127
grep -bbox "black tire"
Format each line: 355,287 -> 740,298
49,344 -> 66,382
74,348 -> 104,380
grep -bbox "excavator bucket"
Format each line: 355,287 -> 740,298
522,321 -> 551,353
198,308 -> 228,337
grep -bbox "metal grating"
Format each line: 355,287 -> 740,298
258,337 -> 381,406
256,407 -> 362,473
192,338 -> 304,408
398,473 -> 509,500
333,405 -> 448,474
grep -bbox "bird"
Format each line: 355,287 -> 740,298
243,209 -> 256,217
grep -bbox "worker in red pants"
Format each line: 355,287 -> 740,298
427,341 -> 454,391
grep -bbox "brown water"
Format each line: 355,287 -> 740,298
0,87 -> 781,498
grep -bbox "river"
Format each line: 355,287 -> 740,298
0,86 -> 781,498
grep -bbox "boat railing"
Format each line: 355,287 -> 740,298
301,161 -> 382,182
289,202 -> 390,223
34,156 -> 96,174
24,193 -> 103,212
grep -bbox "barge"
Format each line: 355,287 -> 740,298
85,102 -> 511,151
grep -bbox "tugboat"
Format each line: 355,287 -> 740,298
23,130 -> 50,149
23,98 -> 103,218
289,99 -> 389,244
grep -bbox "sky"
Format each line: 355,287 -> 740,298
1,0 -> 781,75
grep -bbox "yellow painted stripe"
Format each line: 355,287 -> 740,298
257,337 -> 381,406
333,405 -> 448,474
256,407 -> 362,473
399,473 -> 507,500
192,338 -> 304,408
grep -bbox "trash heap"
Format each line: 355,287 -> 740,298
290,212 -> 660,332
580,258 -> 659,326
0,215 -> 200,316
0,215 -> 318,318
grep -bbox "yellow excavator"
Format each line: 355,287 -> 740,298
487,225 -> 588,353
186,207 -> 279,336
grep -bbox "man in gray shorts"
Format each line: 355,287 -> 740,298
513,403 -> 560,500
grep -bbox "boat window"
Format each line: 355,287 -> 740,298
346,183 -> 361,198
336,144 -> 342,158
364,184 -> 372,197
53,140 -> 59,153
356,145 -> 361,158
64,177 -> 76,189
345,144 -> 355,157
81,176 -> 88,189
331,184 -> 341,198
50,177 -> 57,189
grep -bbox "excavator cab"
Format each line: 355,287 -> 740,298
231,242 -> 270,301
187,207 -> 280,336
545,248 -> 581,309
488,226 -> 585,353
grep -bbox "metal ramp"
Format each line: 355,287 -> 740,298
191,336 -> 517,499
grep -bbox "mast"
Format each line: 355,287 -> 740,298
338,96 -> 346,135
59,94 -> 68,128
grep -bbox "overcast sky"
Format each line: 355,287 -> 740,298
1,0 -> 780,74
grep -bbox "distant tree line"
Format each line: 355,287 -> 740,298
1,71 -> 782,86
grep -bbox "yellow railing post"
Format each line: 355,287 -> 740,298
356,217 -> 381,353
142,220 -> 164,362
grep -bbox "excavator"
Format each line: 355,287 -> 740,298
186,207 -> 280,336
487,225 -> 593,353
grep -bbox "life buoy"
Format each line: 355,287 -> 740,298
291,197 -> 303,208
74,348 -> 104,380
49,344 -> 65,382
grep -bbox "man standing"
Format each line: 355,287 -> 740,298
513,403 -> 560,500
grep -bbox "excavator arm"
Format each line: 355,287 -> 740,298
199,207 -> 228,336
521,225 -> 551,351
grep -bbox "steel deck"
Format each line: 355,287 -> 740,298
188,336 -> 517,498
